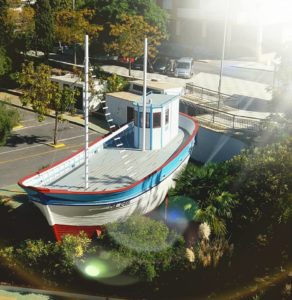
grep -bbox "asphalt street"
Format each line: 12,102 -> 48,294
193,60 -> 273,85
0,107 -> 101,189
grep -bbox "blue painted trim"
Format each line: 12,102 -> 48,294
27,142 -> 193,206
137,105 -> 140,149
150,104 -> 153,150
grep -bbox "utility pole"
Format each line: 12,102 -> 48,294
73,0 -> 77,65
142,38 -> 148,152
84,35 -> 89,189
218,0 -> 230,109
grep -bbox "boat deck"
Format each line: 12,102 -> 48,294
45,128 -> 188,191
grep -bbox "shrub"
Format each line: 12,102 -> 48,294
0,232 -> 92,280
0,103 -> 19,145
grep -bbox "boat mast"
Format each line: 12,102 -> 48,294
142,37 -> 148,151
84,34 -> 89,189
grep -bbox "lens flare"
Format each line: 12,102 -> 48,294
84,264 -> 100,277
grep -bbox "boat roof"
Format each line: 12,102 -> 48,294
130,80 -> 184,90
44,127 -> 187,192
134,94 -> 177,107
107,91 -> 140,102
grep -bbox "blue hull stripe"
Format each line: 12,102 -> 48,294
26,139 -> 194,207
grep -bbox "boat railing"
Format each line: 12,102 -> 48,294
24,123 -> 134,187
179,113 -> 197,137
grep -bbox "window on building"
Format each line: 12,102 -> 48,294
165,108 -> 169,125
153,112 -> 161,128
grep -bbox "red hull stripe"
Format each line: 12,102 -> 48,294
53,224 -> 103,241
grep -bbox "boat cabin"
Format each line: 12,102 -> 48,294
133,94 -> 179,150
129,80 -> 184,96
51,73 -> 104,111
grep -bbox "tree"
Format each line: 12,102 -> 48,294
87,0 -> 168,37
0,0 -> 9,46
35,0 -> 54,57
54,8 -> 103,63
0,103 -> 19,145
105,14 -> 165,76
6,5 -> 35,55
0,47 -> 11,77
50,0 -> 85,11
272,42 -> 292,116
17,62 -> 78,145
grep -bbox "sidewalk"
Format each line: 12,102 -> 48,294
0,91 -> 109,135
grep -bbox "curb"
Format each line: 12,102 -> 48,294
231,65 -> 274,73
0,89 -> 109,135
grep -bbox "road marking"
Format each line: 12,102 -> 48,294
0,132 -> 97,155
14,122 -> 53,131
0,142 -> 85,165
21,118 -> 38,123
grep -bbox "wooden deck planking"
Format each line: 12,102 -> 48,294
45,128 -> 187,191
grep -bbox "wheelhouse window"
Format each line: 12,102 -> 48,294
153,112 -> 161,128
127,106 -> 134,122
134,111 -> 150,128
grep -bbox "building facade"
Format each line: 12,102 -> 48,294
156,0 -> 292,60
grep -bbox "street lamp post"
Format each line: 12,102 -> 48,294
218,0 -> 230,109
73,0 -> 76,64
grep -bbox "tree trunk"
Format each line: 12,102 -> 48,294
74,43 -> 77,65
53,111 -> 59,145
128,60 -> 131,77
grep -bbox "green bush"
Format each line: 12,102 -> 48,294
0,103 -> 19,145
173,137 -> 292,238
103,215 -> 187,281
0,232 -> 92,280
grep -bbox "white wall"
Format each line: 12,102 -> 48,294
106,95 -> 132,125
191,126 -> 246,163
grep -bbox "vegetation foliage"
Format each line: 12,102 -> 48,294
0,103 -> 19,145
173,137 -> 292,239
35,0 -> 54,57
0,232 -> 92,280
17,62 -> 78,144
105,14 -> 165,76
54,9 -> 103,46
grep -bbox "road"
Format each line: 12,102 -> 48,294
0,107 -> 101,189
49,52 -> 274,85
193,60 -> 273,85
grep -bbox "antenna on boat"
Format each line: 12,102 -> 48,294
84,34 -> 89,189
142,37 -> 148,151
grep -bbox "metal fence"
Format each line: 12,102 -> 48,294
185,83 -> 232,109
180,98 -> 266,131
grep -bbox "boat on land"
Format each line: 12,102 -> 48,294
18,37 -> 199,240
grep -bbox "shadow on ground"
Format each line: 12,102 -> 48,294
224,95 -> 273,112
5,134 -> 50,148
0,194 -> 54,244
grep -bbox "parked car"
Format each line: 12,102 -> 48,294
132,56 -> 154,72
153,56 -> 170,74
118,56 -> 135,65
174,57 -> 194,79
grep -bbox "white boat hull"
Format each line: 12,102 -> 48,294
33,158 -> 189,227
